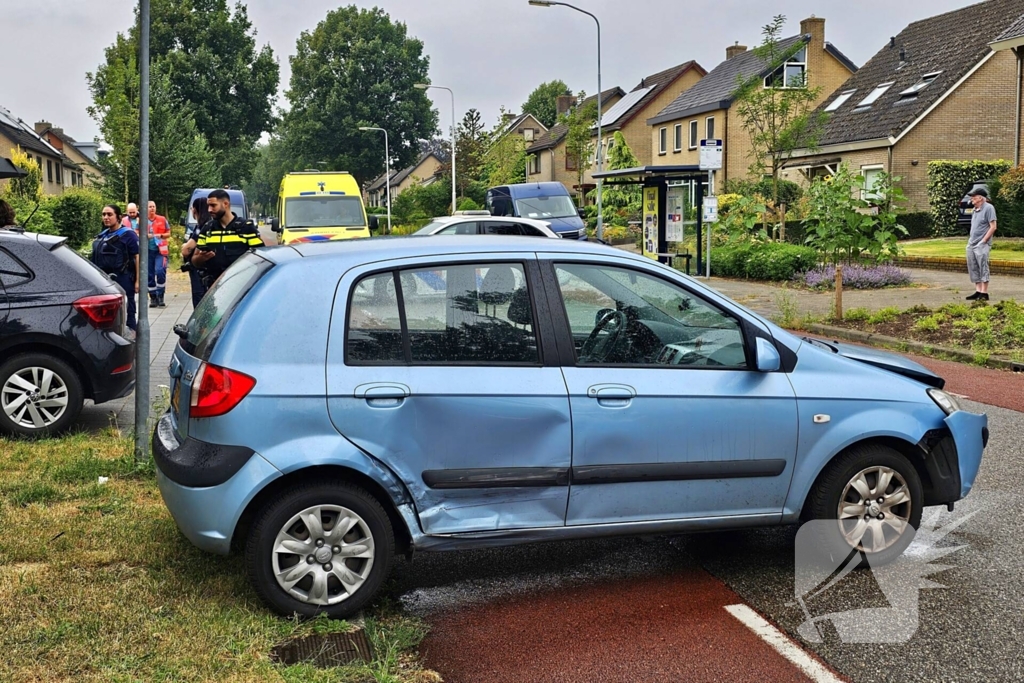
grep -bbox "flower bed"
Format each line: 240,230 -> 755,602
797,263 -> 912,290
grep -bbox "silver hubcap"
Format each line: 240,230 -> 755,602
838,466 -> 912,553
2,367 -> 69,429
271,504 -> 375,606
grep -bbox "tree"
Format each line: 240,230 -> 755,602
521,79 -> 571,128
732,15 -> 827,224
246,135 -> 290,216
561,92 -> 597,204
281,6 -> 438,186
451,109 -> 488,197
89,0 -> 279,186
485,108 -> 527,186
590,132 -> 641,225
2,148 -> 43,202
87,33 -> 139,204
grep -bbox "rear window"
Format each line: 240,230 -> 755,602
50,244 -> 112,289
182,252 -> 271,359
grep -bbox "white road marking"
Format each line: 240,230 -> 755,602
724,604 -> 845,683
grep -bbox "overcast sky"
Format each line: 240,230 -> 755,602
3,0 -> 977,144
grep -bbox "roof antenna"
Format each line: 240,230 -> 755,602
890,36 -> 896,49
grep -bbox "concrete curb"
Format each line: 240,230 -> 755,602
802,322 -> 1024,373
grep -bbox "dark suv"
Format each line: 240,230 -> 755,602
0,228 -> 135,437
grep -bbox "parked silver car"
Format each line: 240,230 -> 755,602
414,213 -> 559,238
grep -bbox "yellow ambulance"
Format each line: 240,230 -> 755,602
272,171 -> 372,244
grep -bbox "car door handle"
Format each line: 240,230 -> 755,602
587,384 -> 636,407
354,383 -> 411,400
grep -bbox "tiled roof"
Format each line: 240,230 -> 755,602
367,152 -> 441,192
0,106 -> 61,157
993,11 -> 1024,46
648,35 -> 808,125
603,61 -> 704,133
527,87 -> 626,152
816,0 -> 1024,146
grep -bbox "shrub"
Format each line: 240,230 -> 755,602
725,178 -> 803,206
998,164 -> 1024,204
366,206 -> 387,215
47,188 -> 105,249
710,242 -> 817,281
913,314 -> 945,333
927,160 -> 1011,235
798,263 -> 912,290
456,197 -> 481,212
867,307 -> 901,324
899,212 -> 934,240
843,307 -> 871,322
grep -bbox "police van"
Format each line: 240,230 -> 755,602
271,172 -> 370,245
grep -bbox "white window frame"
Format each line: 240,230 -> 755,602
861,164 -> 885,202
658,127 -> 667,155
705,116 -> 715,142
764,46 -> 807,89
825,89 -> 857,112
529,154 -> 540,175
673,124 -> 682,152
688,120 -> 698,149
855,83 -> 894,109
899,72 -> 942,97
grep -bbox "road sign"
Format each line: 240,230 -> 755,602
699,139 -> 723,170
703,195 -> 718,223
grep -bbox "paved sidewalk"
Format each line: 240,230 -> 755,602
78,271 -> 193,433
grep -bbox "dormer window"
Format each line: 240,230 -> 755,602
825,89 -> 857,112
899,72 -> 942,99
764,46 -> 807,88
854,83 -> 894,111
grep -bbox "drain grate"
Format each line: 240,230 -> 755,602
271,629 -> 374,668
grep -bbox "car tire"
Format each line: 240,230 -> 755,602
804,443 -> 923,568
246,480 -> 395,619
0,353 -> 84,438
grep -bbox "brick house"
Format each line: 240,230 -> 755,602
35,122 -> 105,190
492,112 -> 549,149
0,106 -> 66,196
366,151 -> 443,208
785,0 -> 1024,212
524,87 -> 625,193
647,17 -> 856,198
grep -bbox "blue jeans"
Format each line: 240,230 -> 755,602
148,250 -> 167,299
112,272 -> 137,330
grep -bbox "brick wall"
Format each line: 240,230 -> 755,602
898,255 -> 1024,276
0,132 -> 64,197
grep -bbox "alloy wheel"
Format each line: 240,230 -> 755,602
271,504 -> 376,606
837,466 -> 913,553
1,367 -> 70,429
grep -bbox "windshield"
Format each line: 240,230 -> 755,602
514,195 -> 578,220
414,220 -> 450,235
284,196 -> 364,228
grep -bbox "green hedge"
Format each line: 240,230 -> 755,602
927,160 -> 1011,236
898,212 -> 934,240
48,189 -> 105,249
366,206 -> 387,215
709,242 -> 818,281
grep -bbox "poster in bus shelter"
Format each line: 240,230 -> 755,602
642,186 -> 659,260
665,186 -> 685,243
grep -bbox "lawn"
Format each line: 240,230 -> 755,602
900,237 -> 1024,261
0,430 -> 437,683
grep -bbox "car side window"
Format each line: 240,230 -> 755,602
0,247 -> 32,289
346,263 -> 539,365
554,263 -> 748,369
482,222 -> 522,236
438,222 -> 477,235
518,223 -> 546,237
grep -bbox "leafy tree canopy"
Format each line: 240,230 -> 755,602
521,79 -> 571,128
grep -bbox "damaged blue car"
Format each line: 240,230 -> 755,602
153,237 -> 987,618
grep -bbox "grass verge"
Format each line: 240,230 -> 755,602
0,429 -> 436,682
900,237 -> 1024,261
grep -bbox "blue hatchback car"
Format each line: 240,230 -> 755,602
153,237 -> 987,618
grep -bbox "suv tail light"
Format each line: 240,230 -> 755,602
73,294 -> 123,329
189,362 -> 256,418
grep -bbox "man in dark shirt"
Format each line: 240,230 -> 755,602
191,189 -> 263,286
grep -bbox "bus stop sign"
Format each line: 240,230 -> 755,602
700,139 -> 723,170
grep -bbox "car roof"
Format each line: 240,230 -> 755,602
0,227 -> 67,248
269,235 -> 641,265
428,215 -> 550,226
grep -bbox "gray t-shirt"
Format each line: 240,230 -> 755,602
969,201 -> 997,247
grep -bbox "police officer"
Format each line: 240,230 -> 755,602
91,204 -> 140,333
190,189 -> 263,287
181,196 -> 211,307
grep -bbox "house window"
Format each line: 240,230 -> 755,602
706,117 -> 715,141
689,120 -> 698,149
899,72 -> 942,99
673,124 -> 682,152
56,163 -> 62,184
529,154 -> 541,175
524,128 -> 535,142
862,165 -> 885,202
566,151 -> 578,171
764,46 -> 807,88
658,127 -> 667,155
825,89 -> 857,112
854,83 -> 894,110
47,160 -> 53,183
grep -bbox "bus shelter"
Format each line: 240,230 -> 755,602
592,165 -> 711,274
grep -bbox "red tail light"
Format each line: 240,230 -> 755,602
73,294 -> 122,329
189,363 -> 256,418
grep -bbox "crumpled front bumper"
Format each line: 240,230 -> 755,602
946,410 -> 987,499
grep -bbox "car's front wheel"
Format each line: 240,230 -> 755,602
246,481 -> 395,618
804,444 -> 923,567
0,353 -> 84,438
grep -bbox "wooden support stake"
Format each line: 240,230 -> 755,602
834,264 -> 844,321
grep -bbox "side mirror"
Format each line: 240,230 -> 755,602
270,217 -> 280,233
755,337 -> 781,373
368,214 -> 379,232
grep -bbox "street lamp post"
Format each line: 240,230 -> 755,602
359,126 -> 391,234
529,0 -> 603,240
415,84 -> 457,213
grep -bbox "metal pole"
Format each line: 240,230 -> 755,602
706,169 -> 712,278
135,0 -> 151,462
594,12 -> 603,241
384,129 -> 391,234
449,88 -> 456,212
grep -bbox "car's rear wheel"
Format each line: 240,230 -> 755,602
804,443 -> 923,567
246,481 -> 394,618
0,353 -> 84,438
